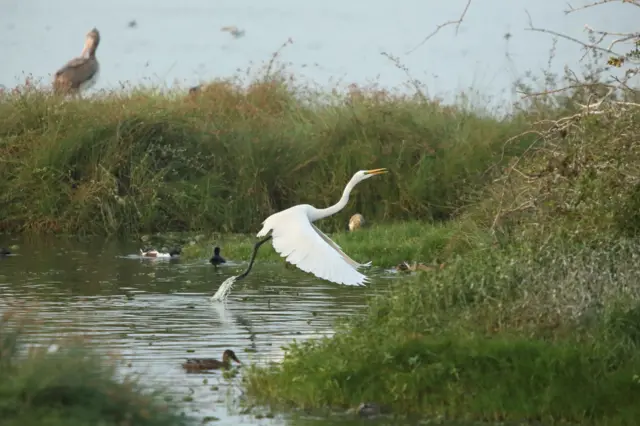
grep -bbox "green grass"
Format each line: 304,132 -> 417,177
0,312 -> 189,426
243,235 -> 640,425
0,70 -> 535,236
181,221 -> 488,268
234,49 -> 640,423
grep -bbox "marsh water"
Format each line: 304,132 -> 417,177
0,236 -> 395,425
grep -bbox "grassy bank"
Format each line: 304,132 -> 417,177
0,72 -> 535,236
180,220 -> 488,269
238,50 -> 640,424
0,312 -> 189,426
244,234 -> 640,425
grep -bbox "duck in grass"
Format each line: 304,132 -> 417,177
209,246 -> 226,267
140,248 -> 181,258
395,261 -> 443,273
0,248 -> 11,257
182,349 -> 241,371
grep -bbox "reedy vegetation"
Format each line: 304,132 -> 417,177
242,22 -> 640,426
0,66 -> 534,236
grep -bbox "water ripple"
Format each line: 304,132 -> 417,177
0,237 -> 371,425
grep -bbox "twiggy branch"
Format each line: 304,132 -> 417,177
516,83 -> 617,99
405,0 -> 472,55
564,0 -> 640,14
524,10 -> 622,58
583,25 -> 640,53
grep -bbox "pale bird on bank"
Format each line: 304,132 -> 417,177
210,169 -> 388,301
396,261 -> 446,273
348,213 -> 365,232
53,28 -> 100,96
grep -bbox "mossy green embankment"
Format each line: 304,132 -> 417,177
0,74 -> 534,236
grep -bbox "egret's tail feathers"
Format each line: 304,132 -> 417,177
359,275 -> 371,286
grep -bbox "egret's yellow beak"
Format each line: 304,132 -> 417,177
365,168 -> 388,176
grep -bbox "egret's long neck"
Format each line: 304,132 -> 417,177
308,176 -> 359,222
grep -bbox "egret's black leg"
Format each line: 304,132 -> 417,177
236,235 -> 272,281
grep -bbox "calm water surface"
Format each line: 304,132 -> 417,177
0,236 -> 391,426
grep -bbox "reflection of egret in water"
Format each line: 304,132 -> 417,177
208,300 -> 258,351
234,313 -> 258,353
208,298 -> 234,326
211,168 -> 388,302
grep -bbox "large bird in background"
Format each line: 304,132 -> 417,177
53,28 -> 100,96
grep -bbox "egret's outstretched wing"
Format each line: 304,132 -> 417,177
269,213 -> 369,286
311,224 -> 371,268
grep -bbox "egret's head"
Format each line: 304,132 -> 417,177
355,168 -> 388,183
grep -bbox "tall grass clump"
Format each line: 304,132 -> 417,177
466,87 -> 640,244
0,312 -> 189,426
245,233 -> 640,424
0,68 -> 535,236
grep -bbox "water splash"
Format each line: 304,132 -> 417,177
211,275 -> 238,302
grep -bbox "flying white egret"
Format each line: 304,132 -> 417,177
211,168 -> 388,301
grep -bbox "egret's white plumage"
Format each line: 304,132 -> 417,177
259,205 -> 370,286
211,168 -> 387,302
